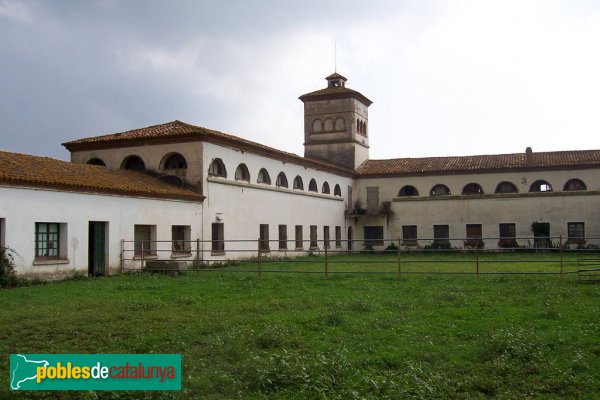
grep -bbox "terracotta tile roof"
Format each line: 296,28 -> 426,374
356,150 -> 600,177
326,72 -> 348,81
299,86 -> 373,106
0,150 -> 204,202
62,120 -> 354,176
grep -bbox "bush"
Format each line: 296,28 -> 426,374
0,246 -> 18,288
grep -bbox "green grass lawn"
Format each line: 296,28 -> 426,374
1,258 -> 599,399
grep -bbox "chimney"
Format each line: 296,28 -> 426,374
525,147 -> 533,165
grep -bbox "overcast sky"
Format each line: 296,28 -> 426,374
2,0 -> 600,161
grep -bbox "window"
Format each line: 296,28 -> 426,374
366,187 -> 379,215
323,226 -> 330,249
276,172 -> 288,188
235,164 -> 250,182
35,222 -> 66,259
465,224 -> 483,248
568,222 -> 585,244
347,186 -> 353,209
335,226 -> 342,248
295,225 -> 303,249
134,224 -> 156,257
334,184 -> 341,197
312,119 -> 322,133
211,223 -> 224,253
324,118 -> 333,131
399,185 -> 419,196
163,153 -> 187,169
257,168 -> 271,185
122,155 -> 145,171
86,158 -> 106,166
495,181 -> 518,194
498,223 -> 517,248
364,226 -> 384,246
430,184 -> 451,196
322,182 -> 330,194
293,176 -> 304,190
308,179 -> 318,192
335,117 -> 345,130
530,180 -> 553,192
462,183 -> 484,195
172,225 -> 191,254
208,158 -> 227,178
433,225 -> 449,246
564,179 -> 586,191
402,225 -> 418,246
278,225 -> 287,250
309,225 -> 318,249
259,224 -> 270,252
532,222 -> 551,248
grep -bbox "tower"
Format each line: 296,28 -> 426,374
299,73 -> 372,170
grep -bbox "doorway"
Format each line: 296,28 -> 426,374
88,222 -> 107,276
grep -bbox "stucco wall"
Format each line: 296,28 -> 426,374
0,186 -> 202,278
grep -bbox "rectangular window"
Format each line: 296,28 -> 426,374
36,222 -> 60,259
309,225 -> 318,249
498,223 -> 517,248
433,225 -> 449,246
259,224 -> 270,252
366,187 -> 380,215
295,225 -> 303,249
402,225 -> 418,246
533,222 -> 551,248
568,222 -> 585,244
279,225 -> 287,250
134,224 -> 156,257
364,226 -> 384,246
347,186 -> 353,210
172,225 -> 191,254
323,226 -> 330,249
335,226 -> 342,248
465,224 -> 483,248
211,223 -> 224,253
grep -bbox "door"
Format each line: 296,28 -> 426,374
88,222 -> 106,276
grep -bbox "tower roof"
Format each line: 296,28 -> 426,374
299,73 -> 372,106
325,72 -> 348,82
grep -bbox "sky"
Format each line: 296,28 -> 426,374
1,0 -> 600,161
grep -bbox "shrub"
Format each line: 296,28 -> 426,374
0,246 -> 18,288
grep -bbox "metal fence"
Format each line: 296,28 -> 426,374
119,235 -> 600,279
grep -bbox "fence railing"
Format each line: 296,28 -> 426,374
119,235 -> 600,278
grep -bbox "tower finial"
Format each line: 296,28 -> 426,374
334,41 -> 337,73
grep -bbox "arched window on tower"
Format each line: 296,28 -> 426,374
308,179 -> 318,192
324,118 -> 333,131
162,153 -> 187,170
563,179 -> 586,191
335,118 -> 345,130
312,119 -> 322,133
334,184 -> 342,197
462,183 -> 484,195
322,182 -> 330,194
495,181 -> 518,194
530,180 -> 553,192
398,185 -> 419,197
86,158 -> 106,167
208,158 -> 227,178
430,184 -> 451,196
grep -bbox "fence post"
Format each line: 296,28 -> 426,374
196,238 -> 200,274
257,238 -> 262,278
397,238 -> 402,279
475,245 -> 480,279
324,240 -> 328,278
559,234 -> 564,280
120,239 -> 124,273
140,241 -> 145,272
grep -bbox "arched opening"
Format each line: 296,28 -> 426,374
398,185 -> 419,196
208,158 -> 227,178
563,178 -> 586,191
430,184 -> 451,196
324,118 -> 333,131
322,182 -> 330,194
276,172 -> 288,188
86,158 -> 106,167
257,168 -> 271,185
293,176 -> 304,190
462,183 -> 484,195
121,155 -> 145,171
334,184 -> 341,197
335,117 -> 345,130
234,163 -> 250,182
312,119 -> 322,133
530,180 -> 553,192
162,153 -> 187,170
495,181 -> 518,194
308,179 -> 318,192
